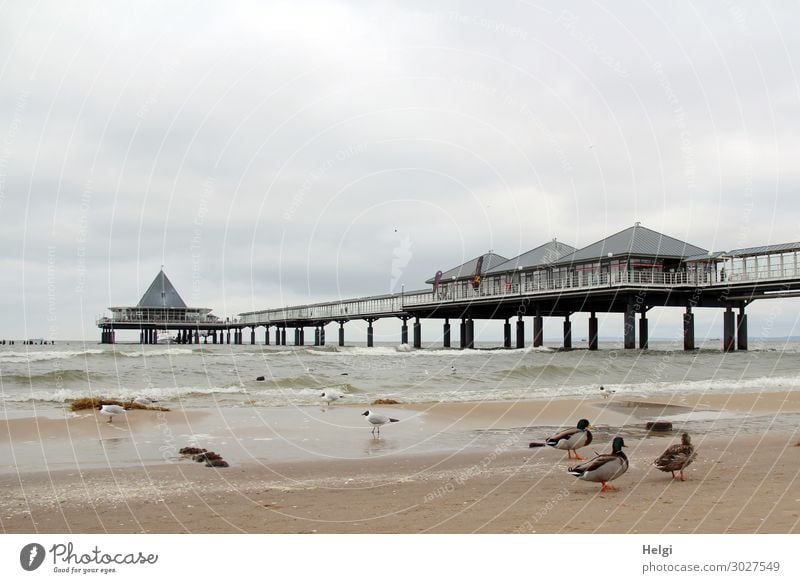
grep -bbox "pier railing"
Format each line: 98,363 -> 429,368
238,263 -> 800,326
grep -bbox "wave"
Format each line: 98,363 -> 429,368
117,348 -> 196,358
0,384 -> 250,404
0,349 -> 106,363
493,364 -> 578,380
0,369 -> 103,384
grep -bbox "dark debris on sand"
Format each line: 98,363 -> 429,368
179,446 -> 230,468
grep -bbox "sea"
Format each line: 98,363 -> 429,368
2,339 -> 799,415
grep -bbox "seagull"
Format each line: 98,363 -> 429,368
599,385 -> 616,399
98,404 -> 127,424
320,390 -> 345,406
450,365 -> 456,374
131,396 -> 155,407
362,410 -> 399,436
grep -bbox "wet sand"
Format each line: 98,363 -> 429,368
1,391 -> 799,533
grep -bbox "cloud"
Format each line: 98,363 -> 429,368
1,0 -> 799,339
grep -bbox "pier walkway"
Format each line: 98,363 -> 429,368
98,225 -> 800,351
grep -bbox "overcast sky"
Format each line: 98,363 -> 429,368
1,1 -> 799,342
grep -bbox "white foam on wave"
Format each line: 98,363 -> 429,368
0,349 -> 105,363
595,374 -> 800,397
2,384 -> 249,404
118,348 -> 195,358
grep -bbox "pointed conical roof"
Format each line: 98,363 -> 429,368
554,224 -> 707,264
137,270 -> 187,308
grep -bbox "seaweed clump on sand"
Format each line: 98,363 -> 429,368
179,447 -> 229,468
371,398 -> 402,405
69,396 -> 170,412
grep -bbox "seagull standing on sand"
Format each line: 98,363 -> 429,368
320,390 -> 345,406
130,396 -> 155,407
98,404 -> 127,424
362,410 -> 399,436
600,385 -> 616,399
450,365 -> 456,374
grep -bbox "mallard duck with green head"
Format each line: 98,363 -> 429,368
568,436 -> 629,491
653,432 -> 697,481
529,418 -> 593,459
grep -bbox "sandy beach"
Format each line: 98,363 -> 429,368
2,391 -> 799,534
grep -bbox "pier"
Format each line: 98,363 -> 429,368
99,225 -> 800,351
96,270 -> 242,345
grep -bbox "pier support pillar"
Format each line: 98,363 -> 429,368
624,302 -> 636,349
281,327 -> 287,345
140,330 -> 144,344
683,308 -> 695,351
563,315 -> 572,350
320,326 -> 325,346
314,327 -> 320,346
339,322 -> 345,347
503,319 -> 511,348
195,330 -> 200,344
413,318 -> 421,348
366,319 -> 375,347
212,331 -> 217,344
299,328 -> 304,346
466,319 -> 474,349
264,328 -> 269,345
226,330 -> 231,344
443,319 -> 451,348
533,315 -> 543,348
588,312 -> 598,351
737,305 -> 748,351
295,328 -> 301,346
251,328 -> 256,345
154,330 -> 159,344
723,306 -> 736,352
516,316 -> 525,349
639,313 -> 649,350
460,319 -> 466,349
401,317 -> 409,345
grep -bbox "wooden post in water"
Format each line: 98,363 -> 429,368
737,304 -> 748,351
588,312 -> 598,351
683,307 -> 695,351
723,306 -> 736,352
